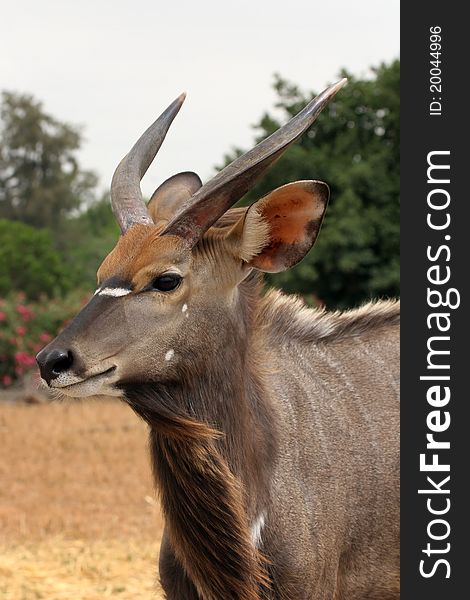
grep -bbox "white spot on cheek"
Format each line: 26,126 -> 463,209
98,287 -> 131,297
251,512 -> 266,547
165,349 -> 175,362
182,303 -> 188,313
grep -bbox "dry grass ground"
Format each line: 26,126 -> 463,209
0,398 -> 166,599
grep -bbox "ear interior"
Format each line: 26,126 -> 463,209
147,172 -> 202,227
230,206 -> 271,263
237,180 -> 329,273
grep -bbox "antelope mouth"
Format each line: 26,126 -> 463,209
49,366 -> 119,398
80,365 -> 117,382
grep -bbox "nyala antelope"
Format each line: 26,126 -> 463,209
37,79 -> 399,600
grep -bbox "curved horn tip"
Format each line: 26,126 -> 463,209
324,78 -> 348,97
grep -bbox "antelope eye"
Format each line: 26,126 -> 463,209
151,273 -> 182,292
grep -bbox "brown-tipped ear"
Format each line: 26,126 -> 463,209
237,180 -> 329,273
147,172 -> 202,227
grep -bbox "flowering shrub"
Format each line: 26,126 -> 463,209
0,291 -> 90,388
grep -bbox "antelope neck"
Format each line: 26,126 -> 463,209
122,325 -> 277,507
121,321 -> 277,599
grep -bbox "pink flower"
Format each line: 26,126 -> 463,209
39,332 -> 52,343
2,375 -> 12,386
0,311 -> 6,322
15,326 -> 26,336
14,352 -> 36,367
16,305 -> 34,321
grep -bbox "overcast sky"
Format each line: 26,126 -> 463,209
1,0 -> 399,197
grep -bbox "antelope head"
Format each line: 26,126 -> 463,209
36,80 -> 346,398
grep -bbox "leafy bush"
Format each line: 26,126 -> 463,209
57,195 -> 120,290
0,220 -> 72,300
0,291 -> 89,387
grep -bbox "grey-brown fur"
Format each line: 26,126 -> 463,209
257,292 -> 399,599
121,278 -> 399,599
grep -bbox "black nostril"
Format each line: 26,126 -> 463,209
37,348 -> 74,384
51,351 -> 74,376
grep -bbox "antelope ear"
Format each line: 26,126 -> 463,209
147,172 -> 202,227
235,181 -> 329,273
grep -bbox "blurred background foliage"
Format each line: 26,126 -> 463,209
0,60 -> 399,386
227,60 -> 399,307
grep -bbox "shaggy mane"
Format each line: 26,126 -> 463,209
259,290 -> 400,344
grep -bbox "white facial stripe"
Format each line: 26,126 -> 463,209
165,349 -> 175,361
251,512 -> 266,547
182,303 -> 188,313
98,287 -> 131,297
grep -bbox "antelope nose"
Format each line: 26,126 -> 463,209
36,348 -> 74,385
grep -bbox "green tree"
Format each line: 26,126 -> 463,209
0,220 -> 71,299
58,193 -> 120,289
0,91 -> 97,230
225,60 -> 399,309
